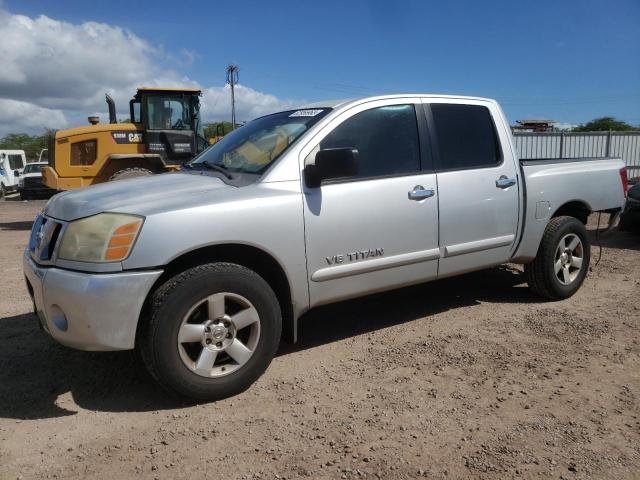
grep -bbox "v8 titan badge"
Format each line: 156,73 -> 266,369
111,131 -> 145,144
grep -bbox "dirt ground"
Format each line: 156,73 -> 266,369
0,194 -> 638,480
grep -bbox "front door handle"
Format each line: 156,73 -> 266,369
495,175 -> 516,189
408,185 -> 435,201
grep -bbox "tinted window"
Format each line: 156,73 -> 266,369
320,104 -> 420,179
431,104 -> 501,170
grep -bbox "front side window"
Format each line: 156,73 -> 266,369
147,96 -> 192,130
191,109 -> 330,174
8,154 -> 24,170
431,104 -> 501,171
131,101 -> 141,123
320,104 -> 420,180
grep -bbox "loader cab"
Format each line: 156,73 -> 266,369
130,88 -> 207,164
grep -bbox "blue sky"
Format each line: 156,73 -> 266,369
1,0 -> 639,133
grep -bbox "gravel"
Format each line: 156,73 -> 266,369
1,195 -> 639,479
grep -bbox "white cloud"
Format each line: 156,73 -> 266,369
0,99 -> 67,136
0,7 -> 297,135
202,84 -> 299,122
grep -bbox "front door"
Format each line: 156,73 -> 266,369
426,100 -> 520,277
301,99 -> 440,307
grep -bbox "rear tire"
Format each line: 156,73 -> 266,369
108,167 -> 153,181
524,216 -> 590,300
0,184 -> 6,198
139,263 -> 282,402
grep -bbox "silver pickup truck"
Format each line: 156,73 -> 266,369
24,95 -> 628,401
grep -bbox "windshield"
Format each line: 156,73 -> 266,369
190,108 -> 330,174
23,163 -> 44,174
147,95 -> 193,130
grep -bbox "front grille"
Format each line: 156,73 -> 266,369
24,177 -> 43,188
48,132 -> 56,169
29,214 -> 62,263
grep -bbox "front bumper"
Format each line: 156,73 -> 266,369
23,250 -> 162,351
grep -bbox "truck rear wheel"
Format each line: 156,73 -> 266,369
524,216 -> 590,300
139,263 -> 282,402
108,167 -> 153,181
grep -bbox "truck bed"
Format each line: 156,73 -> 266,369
512,156 -> 626,262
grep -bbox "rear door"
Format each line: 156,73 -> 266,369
424,100 -> 520,277
301,99 -> 440,307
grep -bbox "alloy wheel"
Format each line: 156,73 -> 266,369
177,292 -> 261,378
554,233 -> 584,285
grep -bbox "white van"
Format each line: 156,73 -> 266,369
1,150 -> 26,197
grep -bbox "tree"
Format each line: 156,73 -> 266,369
0,131 -> 51,161
572,117 -> 636,132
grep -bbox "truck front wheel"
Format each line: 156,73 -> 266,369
139,263 -> 282,402
524,216 -> 590,300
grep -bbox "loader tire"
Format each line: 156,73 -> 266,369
108,167 -> 154,182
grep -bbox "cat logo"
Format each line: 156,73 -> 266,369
128,133 -> 143,143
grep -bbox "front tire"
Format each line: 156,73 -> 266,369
139,263 -> 282,402
525,216 -> 590,300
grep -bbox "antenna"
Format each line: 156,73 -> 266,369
225,64 -> 240,130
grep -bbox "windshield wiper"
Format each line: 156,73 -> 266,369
201,161 -> 234,179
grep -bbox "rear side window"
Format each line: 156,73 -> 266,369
320,104 -> 420,180
431,104 -> 501,171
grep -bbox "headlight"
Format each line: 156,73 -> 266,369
58,213 -> 143,263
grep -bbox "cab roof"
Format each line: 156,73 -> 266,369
136,87 -> 202,94
299,94 -> 497,110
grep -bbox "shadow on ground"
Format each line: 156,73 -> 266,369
0,265 -> 536,420
0,220 -> 35,231
590,228 -> 640,252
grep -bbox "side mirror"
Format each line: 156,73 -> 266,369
304,148 -> 359,188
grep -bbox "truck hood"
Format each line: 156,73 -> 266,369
44,172 -> 231,221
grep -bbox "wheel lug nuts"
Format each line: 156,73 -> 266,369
216,342 -> 222,348
205,339 -> 212,344
226,333 -> 232,338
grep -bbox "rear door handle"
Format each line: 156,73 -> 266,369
495,176 -> 516,189
408,185 -> 435,201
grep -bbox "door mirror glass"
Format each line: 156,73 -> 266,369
304,148 -> 359,188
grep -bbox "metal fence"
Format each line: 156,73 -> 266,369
513,131 -> 640,173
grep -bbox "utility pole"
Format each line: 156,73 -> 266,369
226,64 -> 239,130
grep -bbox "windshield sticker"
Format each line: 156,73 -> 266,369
289,109 -> 324,117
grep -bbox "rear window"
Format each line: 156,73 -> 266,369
431,104 -> 501,171
8,154 -> 24,170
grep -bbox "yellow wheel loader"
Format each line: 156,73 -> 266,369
43,87 -> 209,191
